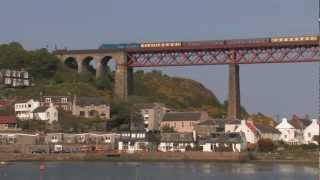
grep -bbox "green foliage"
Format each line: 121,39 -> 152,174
95,77 -> 113,90
17,119 -> 47,131
133,70 -> 228,118
249,112 -> 276,127
107,100 -> 143,131
58,111 -> 106,133
0,43 -> 60,80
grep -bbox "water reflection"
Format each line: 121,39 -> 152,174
0,161 -> 317,180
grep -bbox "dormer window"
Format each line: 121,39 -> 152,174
45,98 -> 51,103
61,98 -> 68,103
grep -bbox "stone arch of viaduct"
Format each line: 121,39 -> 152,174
55,50 -> 133,99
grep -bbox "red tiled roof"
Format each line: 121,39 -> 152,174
246,122 -> 257,134
0,116 -> 17,124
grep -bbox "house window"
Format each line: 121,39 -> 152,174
308,133 -> 311,138
89,110 -> 98,117
47,112 -> 50,118
45,98 -> 51,103
80,111 -> 85,117
61,98 -> 68,103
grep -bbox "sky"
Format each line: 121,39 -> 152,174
0,0 -> 318,119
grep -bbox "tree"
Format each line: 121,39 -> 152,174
130,107 -> 144,131
95,77 -> 113,90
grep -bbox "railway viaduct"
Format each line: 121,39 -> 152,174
53,35 -> 320,119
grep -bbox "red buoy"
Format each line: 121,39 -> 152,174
39,162 -> 45,171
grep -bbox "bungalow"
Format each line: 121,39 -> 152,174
255,124 -> 281,142
0,133 -> 39,145
158,132 -> 195,152
87,132 -> 120,145
303,119 -> 319,144
0,116 -> 18,131
63,133 -> 89,144
160,111 -> 208,133
118,131 -> 150,153
199,132 -> 246,152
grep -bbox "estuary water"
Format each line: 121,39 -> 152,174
0,161 -> 318,180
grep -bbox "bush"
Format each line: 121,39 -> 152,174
300,143 -> 319,150
258,139 -> 275,152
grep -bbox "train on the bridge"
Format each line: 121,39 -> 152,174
99,35 -> 319,50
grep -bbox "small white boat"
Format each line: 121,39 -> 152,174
0,161 -> 8,165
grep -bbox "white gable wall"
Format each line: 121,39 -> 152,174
276,118 -> 301,144
235,120 -> 258,144
303,119 -> 319,144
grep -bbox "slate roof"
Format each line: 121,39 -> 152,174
197,119 -> 225,126
75,97 -> 109,107
41,96 -> 72,103
225,119 -> 241,124
32,106 -> 49,113
246,122 -> 258,134
160,133 -> 194,143
0,116 -> 16,124
198,132 -> 243,144
255,124 -> 281,134
134,103 -> 164,109
162,112 -> 202,122
289,116 -> 311,129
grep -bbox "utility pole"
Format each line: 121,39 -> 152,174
318,0 -> 320,119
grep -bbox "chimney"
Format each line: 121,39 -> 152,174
282,118 -> 288,123
312,119 -> 319,124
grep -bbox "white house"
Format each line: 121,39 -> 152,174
234,120 -> 259,144
276,118 -> 301,145
158,133 -> 195,152
118,132 -> 149,153
14,99 -> 40,120
303,119 -> 319,144
32,104 -> 58,124
200,133 -> 247,152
